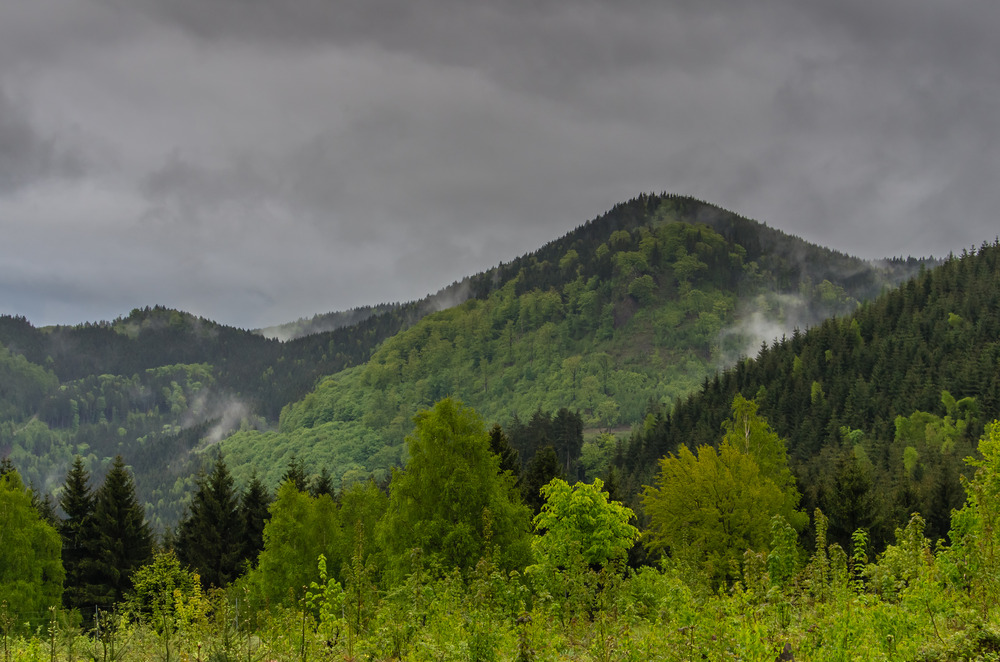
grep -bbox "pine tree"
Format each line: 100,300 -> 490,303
488,423 -> 521,482
522,446 -> 563,515
552,408 -> 584,479
311,466 -> 335,497
281,455 -> 309,492
238,469 -> 272,568
90,455 -> 153,605
176,452 -> 242,588
58,456 -> 99,612
30,485 -> 58,526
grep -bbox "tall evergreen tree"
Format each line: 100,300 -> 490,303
238,469 -> 272,568
310,466 -> 335,497
58,456 -> 99,612
488,423 -> 521,482
281,455 -> 309,492
90,455 -> 153,605
552,408 -> 584,479
522,446 -> 563,515
30,485 -> 58,526
176,452 -> 242,588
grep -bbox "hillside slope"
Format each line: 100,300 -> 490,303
614,240 -> 1000,550
0,194 -> 932,527
219,194 -> 927,493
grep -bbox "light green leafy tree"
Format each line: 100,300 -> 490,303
532,478 -> 638,569
126,549 -> 206,629
940,419 -> 1000,614
377,398 -> 532,584
721,394 -> 804,521
251,481 -> 342,606
0,469 -> 64,625
642,395 -> 806,585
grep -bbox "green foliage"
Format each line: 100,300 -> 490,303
619,242 -> 1000,554
520,445 -> 562,515
532,478 -> 638,569
249,481 -> 342,607
941,420 -> 1000,614
0,342 -> 57,420
125,550 -> 204,626
237,468 -> 271,568
10,469 -> 1000,662
378,398 -> 532,584
643,442 -> 786,585
175,452 -> 243,588
722,394 -> 801,507
488,423 -> 521,481
579,432 -> 617,481
58,455 -> 98,613
767,515 -> 802,588
306,554 -> 347,646
89,456 -> 153,607
643,396 -> 805,585
0,469 -> 64,628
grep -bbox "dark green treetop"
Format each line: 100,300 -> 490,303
90,455 -> 153,605
176,452 -> 242,588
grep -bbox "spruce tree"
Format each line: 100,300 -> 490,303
58,456 -> 99,612
522,446 -> 563,515
488,423 -> 521,482
552,408 -> 584,479
238,469 -> 272,567
30,485 -> 58,526
281,455 -> 309,492
311,466 -> 335,497
90,455 -> 153,606
176,452 -> 242,588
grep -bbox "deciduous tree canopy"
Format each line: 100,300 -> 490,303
377,398 -> 532,584
0,469 -> 63,624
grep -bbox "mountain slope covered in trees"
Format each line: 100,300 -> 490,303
613,240 -> 1000,552
0,194 -> 929,526
217,195 -> 928,494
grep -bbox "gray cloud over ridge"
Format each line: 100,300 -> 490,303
2,0 -> 998,329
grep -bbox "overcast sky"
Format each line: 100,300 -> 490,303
2,0 -> 998,329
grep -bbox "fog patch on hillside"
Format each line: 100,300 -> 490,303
716,292 -> 820,367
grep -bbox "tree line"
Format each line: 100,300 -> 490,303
4,395 -> 795,622
7,397 -> 1000,660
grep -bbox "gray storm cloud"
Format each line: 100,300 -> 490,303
1,0 -> 998,328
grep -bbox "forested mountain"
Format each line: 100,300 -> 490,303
7,195 -> 1000,662
613,240 -> 1000,552
216,195 -> 928,496
0,194 -> 929,527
